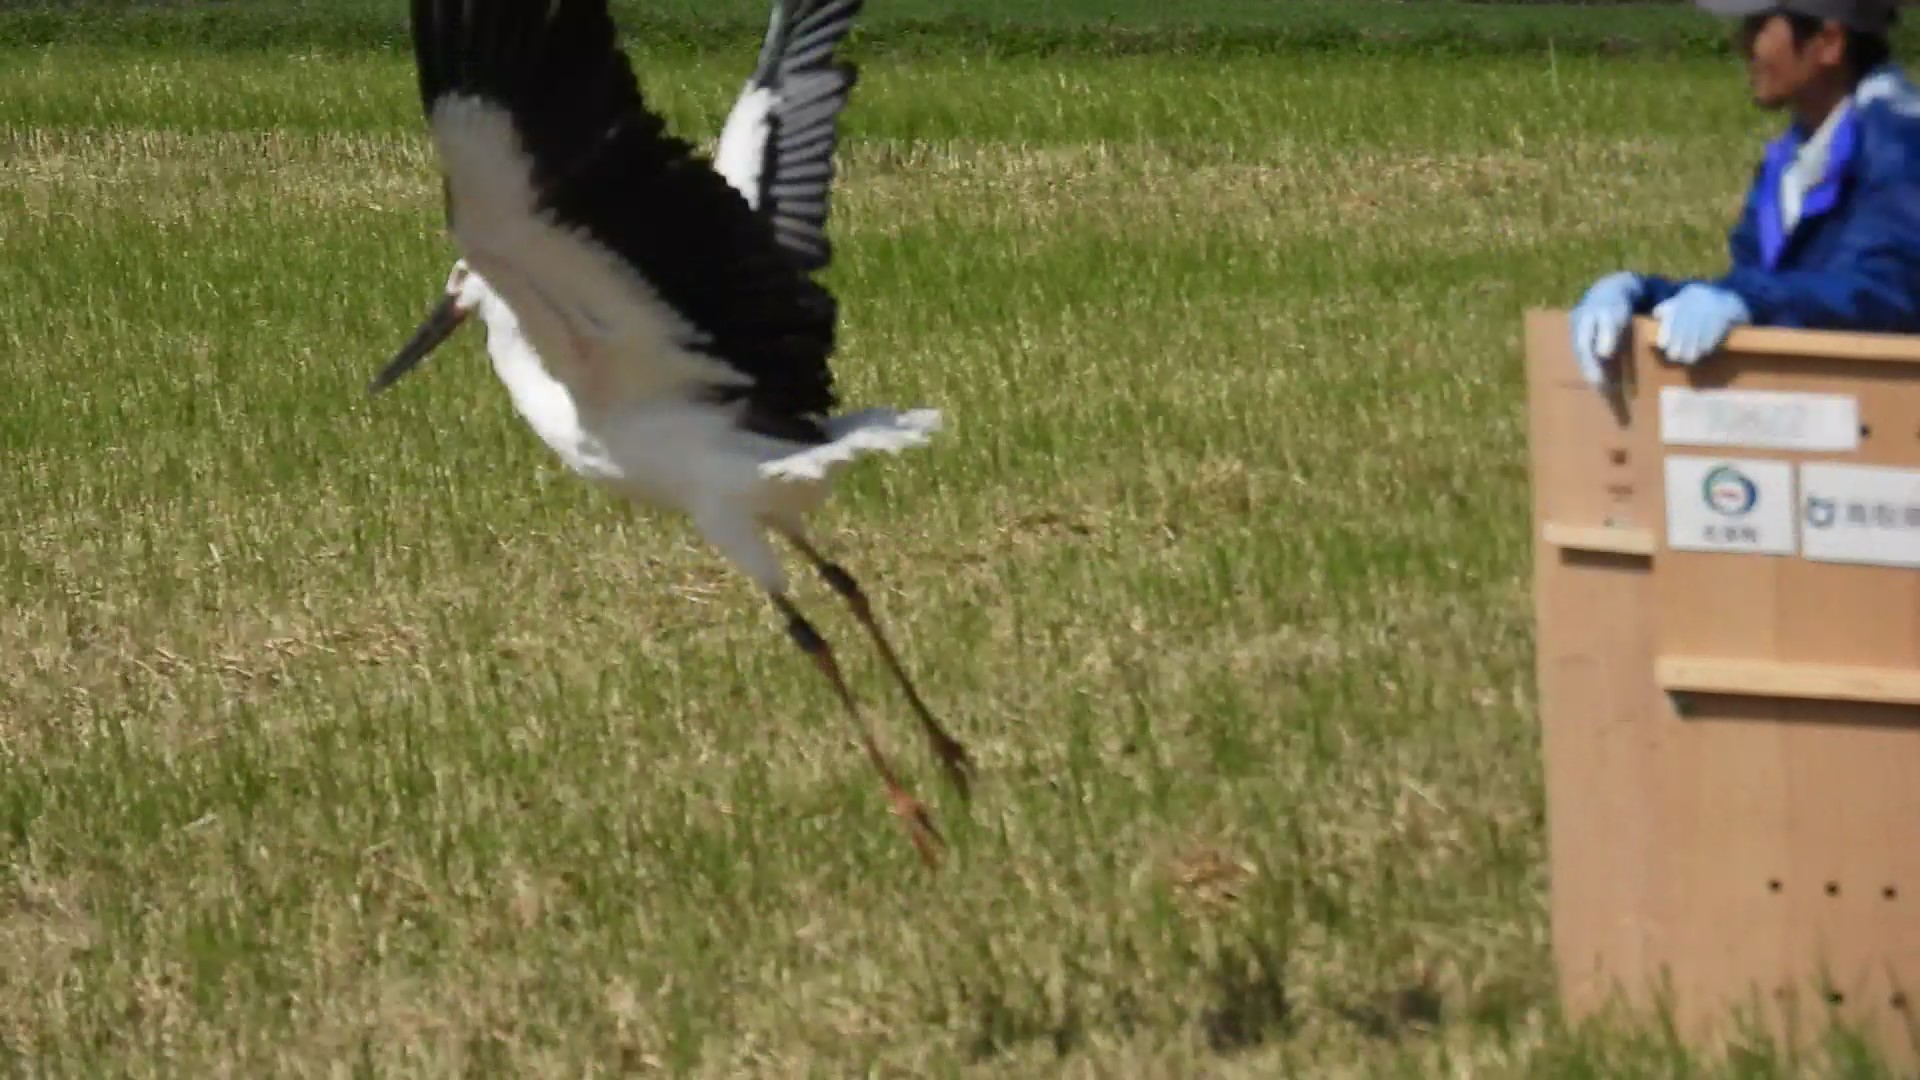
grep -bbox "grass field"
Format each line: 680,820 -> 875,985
0,2 -> 1908,1075
0,0 -> 1774,56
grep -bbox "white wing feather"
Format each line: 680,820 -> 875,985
433,95 -> 752,408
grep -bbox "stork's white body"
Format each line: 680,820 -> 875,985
466,272 -> 938,591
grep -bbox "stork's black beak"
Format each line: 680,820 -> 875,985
369,291 -> 469,395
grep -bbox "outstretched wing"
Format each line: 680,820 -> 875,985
713,0 -> 864,273
411,0 -> 839,420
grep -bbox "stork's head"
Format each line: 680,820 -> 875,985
368,258 -> 487,395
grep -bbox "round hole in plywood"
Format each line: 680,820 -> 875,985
1894,992 -> 1910,1011
1769,878 -> 1784,893
1886,886 -> 1900,900
1826,881 -> 1841,897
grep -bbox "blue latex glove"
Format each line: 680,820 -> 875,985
1651,284 -> 1752,365
1569,271 -> 1644,387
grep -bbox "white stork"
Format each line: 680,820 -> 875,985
369,0 -> 973,867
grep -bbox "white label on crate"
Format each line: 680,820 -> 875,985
1659,386 -> 1860,452
1664,456 -> 1798,556
1799,463 -> 1920,568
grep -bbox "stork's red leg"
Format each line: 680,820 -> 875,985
776,529 -> 975,802
771,593 -> 944,868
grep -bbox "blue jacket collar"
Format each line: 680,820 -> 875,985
1854,61 -> 1920,115
1754,90 -> 1861,268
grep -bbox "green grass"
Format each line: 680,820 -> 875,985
0,0 -> 1884,58
0,4 -> 1912,1076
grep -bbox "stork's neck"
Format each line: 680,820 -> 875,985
463,275 -> 514,333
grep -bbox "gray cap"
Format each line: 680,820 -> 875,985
1695,0 -> 1901,33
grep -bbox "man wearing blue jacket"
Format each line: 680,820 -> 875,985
1570,0 -> 1920,387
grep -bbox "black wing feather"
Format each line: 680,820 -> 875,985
745,0 -> 864,271
411,0 -> 840,425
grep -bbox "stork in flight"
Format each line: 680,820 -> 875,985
369,0 -> 974,867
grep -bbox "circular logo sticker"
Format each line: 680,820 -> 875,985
1702,465 -> 1758,517
1805,496 -> 1837,529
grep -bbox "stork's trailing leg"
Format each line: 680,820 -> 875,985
770,592 -> 944,869
777,528 -> 975,801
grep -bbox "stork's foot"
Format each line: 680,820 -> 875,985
827,561 -> 976,802
783,534 -> 978,803
885,786 -> 945,869
775,592 -> 948,870
923,726 -> 975,804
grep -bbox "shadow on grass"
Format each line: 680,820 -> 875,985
954,933 -> 1295,1063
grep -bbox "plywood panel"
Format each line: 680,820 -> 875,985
1524,309 -> 1662,1018
1658,656 -> 1920,706
1525,311 -> 1653,537
1526,309 -> 1920,1070
1641,319 -> 1920,672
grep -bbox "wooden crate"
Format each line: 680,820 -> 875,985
1524,309 -> 1920,1066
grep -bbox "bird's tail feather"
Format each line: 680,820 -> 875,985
759,407 -> 942,481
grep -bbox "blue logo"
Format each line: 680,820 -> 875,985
1806,496 -> 1837,529
1702,465 -> 1758,517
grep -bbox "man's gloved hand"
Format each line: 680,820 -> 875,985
1652,284 -> 1752,365
1569,271 -> 1644,387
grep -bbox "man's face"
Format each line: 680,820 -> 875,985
1736,13 -> 1847,108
